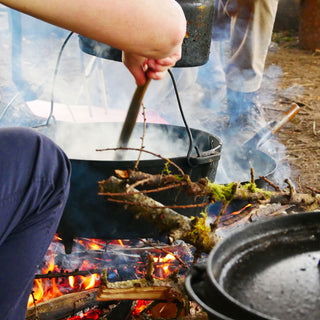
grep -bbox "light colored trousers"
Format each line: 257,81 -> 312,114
214,0 -> 279,93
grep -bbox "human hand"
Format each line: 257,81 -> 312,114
146,51 -> 181,80
122,50 -> 182,86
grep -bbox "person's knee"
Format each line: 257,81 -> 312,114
0,127 -> 71,195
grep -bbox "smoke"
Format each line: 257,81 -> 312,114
37,122 -> 195,161
0,7 -> 294,188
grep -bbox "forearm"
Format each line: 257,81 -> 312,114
0,0 -> 186,59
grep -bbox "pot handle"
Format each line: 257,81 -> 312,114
189,145 -> 221,166
168,69 -> 200,167
168,69 -> 221,167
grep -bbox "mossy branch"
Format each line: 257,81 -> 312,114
98,170 -> 320,255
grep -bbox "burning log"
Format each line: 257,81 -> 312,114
34,269 -> 102,279
26,288 -> 99,320
97,256 -> 190,320
97,284 -> 181,301
97,256 -> 185,302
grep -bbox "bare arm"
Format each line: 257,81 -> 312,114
1,0 -> 186,84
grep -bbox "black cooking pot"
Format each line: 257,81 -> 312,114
37,121 -> 221,251
185,211 -> 320,320
78,0 -> 215,67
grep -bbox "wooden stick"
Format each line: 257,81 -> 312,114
97,286 -> 178,301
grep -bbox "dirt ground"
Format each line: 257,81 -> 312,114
262,30 -> 320,191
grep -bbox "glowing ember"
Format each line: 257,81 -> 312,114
65,308 -> 102,320
231,203 -> 253,215
132,300 -> 152,318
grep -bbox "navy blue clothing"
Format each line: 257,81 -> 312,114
0,127 -> 71,319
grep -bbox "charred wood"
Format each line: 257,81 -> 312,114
97,300 -> 134,320
34,269 -> 102,279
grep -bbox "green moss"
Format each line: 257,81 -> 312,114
161,161 -> 172,175
242,182 -> 272,198
187,212 -> 211,248
243,181 -> 257,193
207,181 -> 237,202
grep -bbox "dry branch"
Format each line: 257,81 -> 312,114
99,170 -> 320,212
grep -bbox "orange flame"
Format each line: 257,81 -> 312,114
68,276 -> 75,288
81,274 -> 97,290
27,236 -> 181,313
27,239 -> 101,308
27,279 -> 44,307
132,300 -> 152,317
153,253 -> 176,277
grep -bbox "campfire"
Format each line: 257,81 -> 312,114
26,235 -> 196,320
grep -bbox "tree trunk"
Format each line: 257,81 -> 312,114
299,0 -> 320,50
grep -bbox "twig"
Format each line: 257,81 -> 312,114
313,120 -> 317,136
306,186 -> 320,194
104,197 -> 210,210
100,171 -> 320,217
259,176 -> 282,192
211,201 -> 230,230
99,176 -> 221,253
250,167 -> 255,184
285,178 -> 295,201
298,175 -> 303,193
99,182 -> 186,196
96,147 -> 185,176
